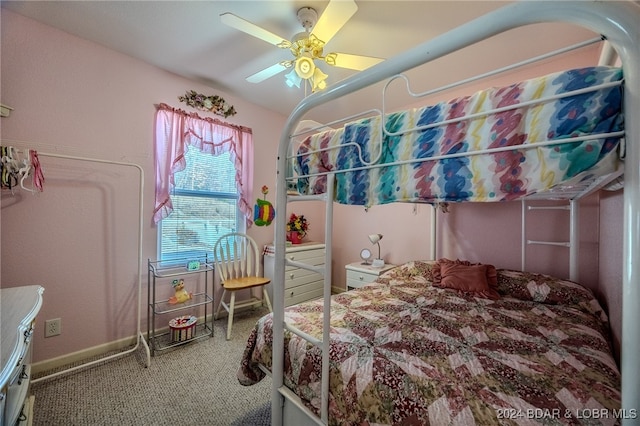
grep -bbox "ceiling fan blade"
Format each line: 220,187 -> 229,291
246,63 -> 288,83
312,0 -> 358,44
325,53 -> 384,71
220,13 -> 289,47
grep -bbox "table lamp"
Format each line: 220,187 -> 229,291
368,234 -> 385,267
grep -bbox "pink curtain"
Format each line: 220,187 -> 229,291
153,103 -> 254,227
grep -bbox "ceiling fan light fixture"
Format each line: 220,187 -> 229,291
285,69 -> 302,88
311,68 -> 328,92
294,56 -> 316,80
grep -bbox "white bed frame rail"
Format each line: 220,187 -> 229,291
273,2 -> 640,425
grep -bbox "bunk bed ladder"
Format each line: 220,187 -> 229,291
521,199 -> 579,282
280,173 -> 335,425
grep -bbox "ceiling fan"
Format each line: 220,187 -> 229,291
220,0 -> 383,92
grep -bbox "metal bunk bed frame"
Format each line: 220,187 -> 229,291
272,2 -> 640,425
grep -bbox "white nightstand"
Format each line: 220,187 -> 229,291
345,262 -> 396,290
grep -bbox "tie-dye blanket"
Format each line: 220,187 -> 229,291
238,261 -> 621,425
295,67 -> 624,205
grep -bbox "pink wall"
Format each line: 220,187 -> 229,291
0,9 -> 286,363
1,9 -> 624,366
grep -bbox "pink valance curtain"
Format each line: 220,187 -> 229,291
153,103 -> 254,227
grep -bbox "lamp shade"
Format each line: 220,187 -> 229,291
285,69 -> 302,88
368,234 -> 384,267
368,234 -> 383,245
294,56 -> 315,80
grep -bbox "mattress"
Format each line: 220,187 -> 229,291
294,67 -> 624,206
238,261 -> 621,425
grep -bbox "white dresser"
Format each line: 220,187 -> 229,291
1,285 -> 44,426
264,242 -> 325,307
345,262 -> 396,290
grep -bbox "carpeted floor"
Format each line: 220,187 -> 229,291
31,308 -> 272,426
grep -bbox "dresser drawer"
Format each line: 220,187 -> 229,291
4,354 -> 31,426
285,249 -> 325,265
345,263 -> 397,291
284,268 -> 323,290
346,269 -> 377,289
347,278 -> 372,289
264,242 -> 326,307
285,281 -> 323,306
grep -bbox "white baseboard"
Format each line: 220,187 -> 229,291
32,298 -> 318,376
331,285 -> 346,294
31,307 -> 261,376
32,335 -> 138,376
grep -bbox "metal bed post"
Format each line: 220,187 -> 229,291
521,200 -> 527,272
431,204 -> 437,260
273,132 -> 290,425
320,173 -> 335,424
569,200 -> 580,282
613,15 -> 640,420
578,3 -> 640,415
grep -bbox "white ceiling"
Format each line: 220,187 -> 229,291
2,1 -> 602,123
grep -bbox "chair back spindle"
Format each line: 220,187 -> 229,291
213,232 -> 262,282
212,232 -> 272,340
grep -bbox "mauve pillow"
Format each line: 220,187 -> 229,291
433,258 -> 500,300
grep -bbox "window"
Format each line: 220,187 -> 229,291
159,148 -> 242,262
153,103 -> 254,261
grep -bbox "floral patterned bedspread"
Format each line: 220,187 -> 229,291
238,262 -> 621,425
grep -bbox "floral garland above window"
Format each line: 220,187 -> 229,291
178,90 -> 237,118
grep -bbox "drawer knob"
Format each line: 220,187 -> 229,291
18,365 -> 28,385
289,273 -> 294,279
24,328 -> 33,344
359,275 -> 364,281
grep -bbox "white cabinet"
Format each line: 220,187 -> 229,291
345,262 -> 396,290
264,242 -> 325,307
1,285 -> 44,426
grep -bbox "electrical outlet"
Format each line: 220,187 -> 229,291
45,318 -> 61,337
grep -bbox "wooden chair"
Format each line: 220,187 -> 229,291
213,232 -> 272,340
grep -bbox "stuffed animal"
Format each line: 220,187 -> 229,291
168,279 -> 192,304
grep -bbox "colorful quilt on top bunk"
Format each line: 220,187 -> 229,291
294,67 -> 624,205
238,261 -> 621,425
